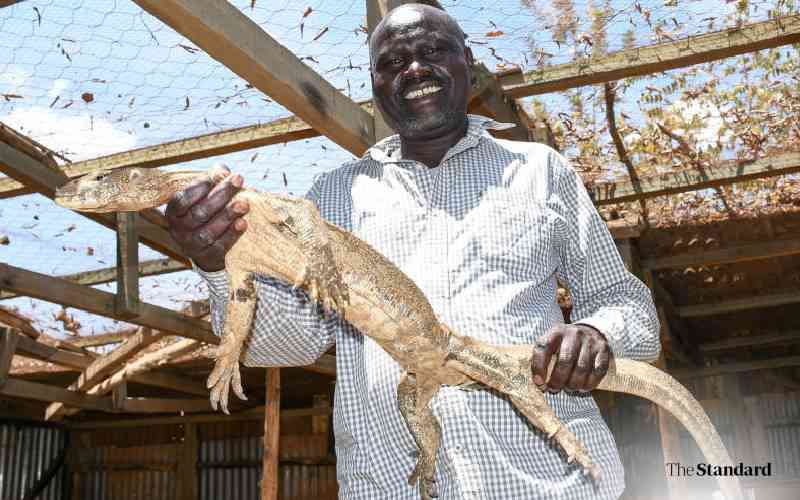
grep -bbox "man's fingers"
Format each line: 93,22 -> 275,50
166,178 -> 214,218
586,347 -> 610,390
191,199 -> 249,248
547,333 -> 580,393
566,339 -> 593,392
532,330 -> 561,387
190,174 -> 243,224
216,221 -> 247,253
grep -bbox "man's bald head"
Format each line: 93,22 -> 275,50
369,4 -> 466,68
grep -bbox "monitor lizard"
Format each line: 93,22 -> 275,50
55,166 -> 744,500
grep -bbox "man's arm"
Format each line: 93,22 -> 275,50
533,150 -> 661,392
178,170 -> 337,366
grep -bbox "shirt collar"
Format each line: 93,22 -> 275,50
364,114 -> 517,166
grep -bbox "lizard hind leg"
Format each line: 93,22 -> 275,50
207,269 -> 257,414
398,372 -> 442,500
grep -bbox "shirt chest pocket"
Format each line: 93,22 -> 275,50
471,197 -> 556,280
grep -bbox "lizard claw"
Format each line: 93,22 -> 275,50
207,337 -> 247,414
296,253 -> 349,316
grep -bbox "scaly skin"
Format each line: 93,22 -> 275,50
55,167 -> 744,500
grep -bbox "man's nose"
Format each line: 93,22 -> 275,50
403,59 -> 432,79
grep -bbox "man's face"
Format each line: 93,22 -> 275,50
370,9 -> 473,139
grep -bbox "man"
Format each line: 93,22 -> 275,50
166,4 -> 660,499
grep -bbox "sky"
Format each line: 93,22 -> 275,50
0,0 -> 768,339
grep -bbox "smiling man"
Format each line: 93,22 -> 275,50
170,3 -> 660,500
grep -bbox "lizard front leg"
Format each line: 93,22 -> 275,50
270,195 -> 349,314
398,372 -> 442,500
207,268 -> 257,414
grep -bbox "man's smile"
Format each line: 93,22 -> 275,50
403,83 -> 443,100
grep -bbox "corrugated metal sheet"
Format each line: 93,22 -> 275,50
199,437 -> 336,500
0,421 -> 66,500
73,444 -> 178,500
760,393 -> 800,477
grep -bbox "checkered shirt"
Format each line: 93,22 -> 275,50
197,115 -> 661,500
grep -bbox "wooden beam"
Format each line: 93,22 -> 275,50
0,139 -> 187,263
69,405 -> 330,429
654,354 -> 688,500
119,397 -> 215,414
68,329 -> 138,348
262,367 -> 280,500
1,258 -> 188,301
132,0 -> 374,155
0,263 -> 217,344
0,116 -> 319,199
0,327 -> 19,387
0,305 -> 41,338
45,327 -> 164,420
114,212 -> 140,318
678,291 -> 800,318
591,152 -> 800,205
0,1 -> 24,8
85,338 -> 202,399
15,334 -> 94,371
501,15 -> 800,98
0,378 -> 113,411
15,334 -> 208,398
642,237 -> 800,270
672,356 -> 800,379
469,64 -> 531,142
699,331 -> 800,352
644,270 -> 701,365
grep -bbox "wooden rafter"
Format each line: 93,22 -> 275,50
591,151 -> 800,205
70,404 -> 329,428
69,329 -> 138,348
678,291 -> 800,318
0,139 -> 187,263
501,14 -> 800,98
132,0 -> 374,155
469,64 -> 531,142
642,237 -> 800,270
699,331 -> 800,353
0,258 -> 188,301
0,1 -> 23,8
0,377 -> 113,410
114,212 -> 140,318
14,333 -> 207,398
0,116 -> 318,199
45,327 -> 164,420
0,262 -> 217,344
672,356 -> 800,379
0,327 -> 19,386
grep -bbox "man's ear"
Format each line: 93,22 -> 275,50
465,46 -> 475,67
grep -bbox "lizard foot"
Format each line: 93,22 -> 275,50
207,338 -> 247,414
408,456 -> 438,499
293,255 -> 349,316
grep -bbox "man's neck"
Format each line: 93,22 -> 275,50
399,117 -> 469,168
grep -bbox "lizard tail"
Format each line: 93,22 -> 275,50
599,359 -> 745,500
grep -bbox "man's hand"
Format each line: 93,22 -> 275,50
165,165 -> 249,272
531,324 -> 611,393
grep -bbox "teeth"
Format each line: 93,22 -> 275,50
404,85 -> 442,100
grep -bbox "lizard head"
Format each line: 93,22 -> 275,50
55,168 -> 171,212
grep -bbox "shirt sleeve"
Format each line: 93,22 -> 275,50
193,173 -> 338,367
548,151 -> 661,361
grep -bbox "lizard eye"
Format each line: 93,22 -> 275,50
94,173 -> 106,181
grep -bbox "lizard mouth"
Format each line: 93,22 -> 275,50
53,191 -> 105,212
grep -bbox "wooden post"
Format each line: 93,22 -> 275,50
0,327 -> 19,387
261,368 -> 281,500
115,212 -> 140,318
178,423 -> 199,500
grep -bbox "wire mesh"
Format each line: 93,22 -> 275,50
1,0 -> 799,339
